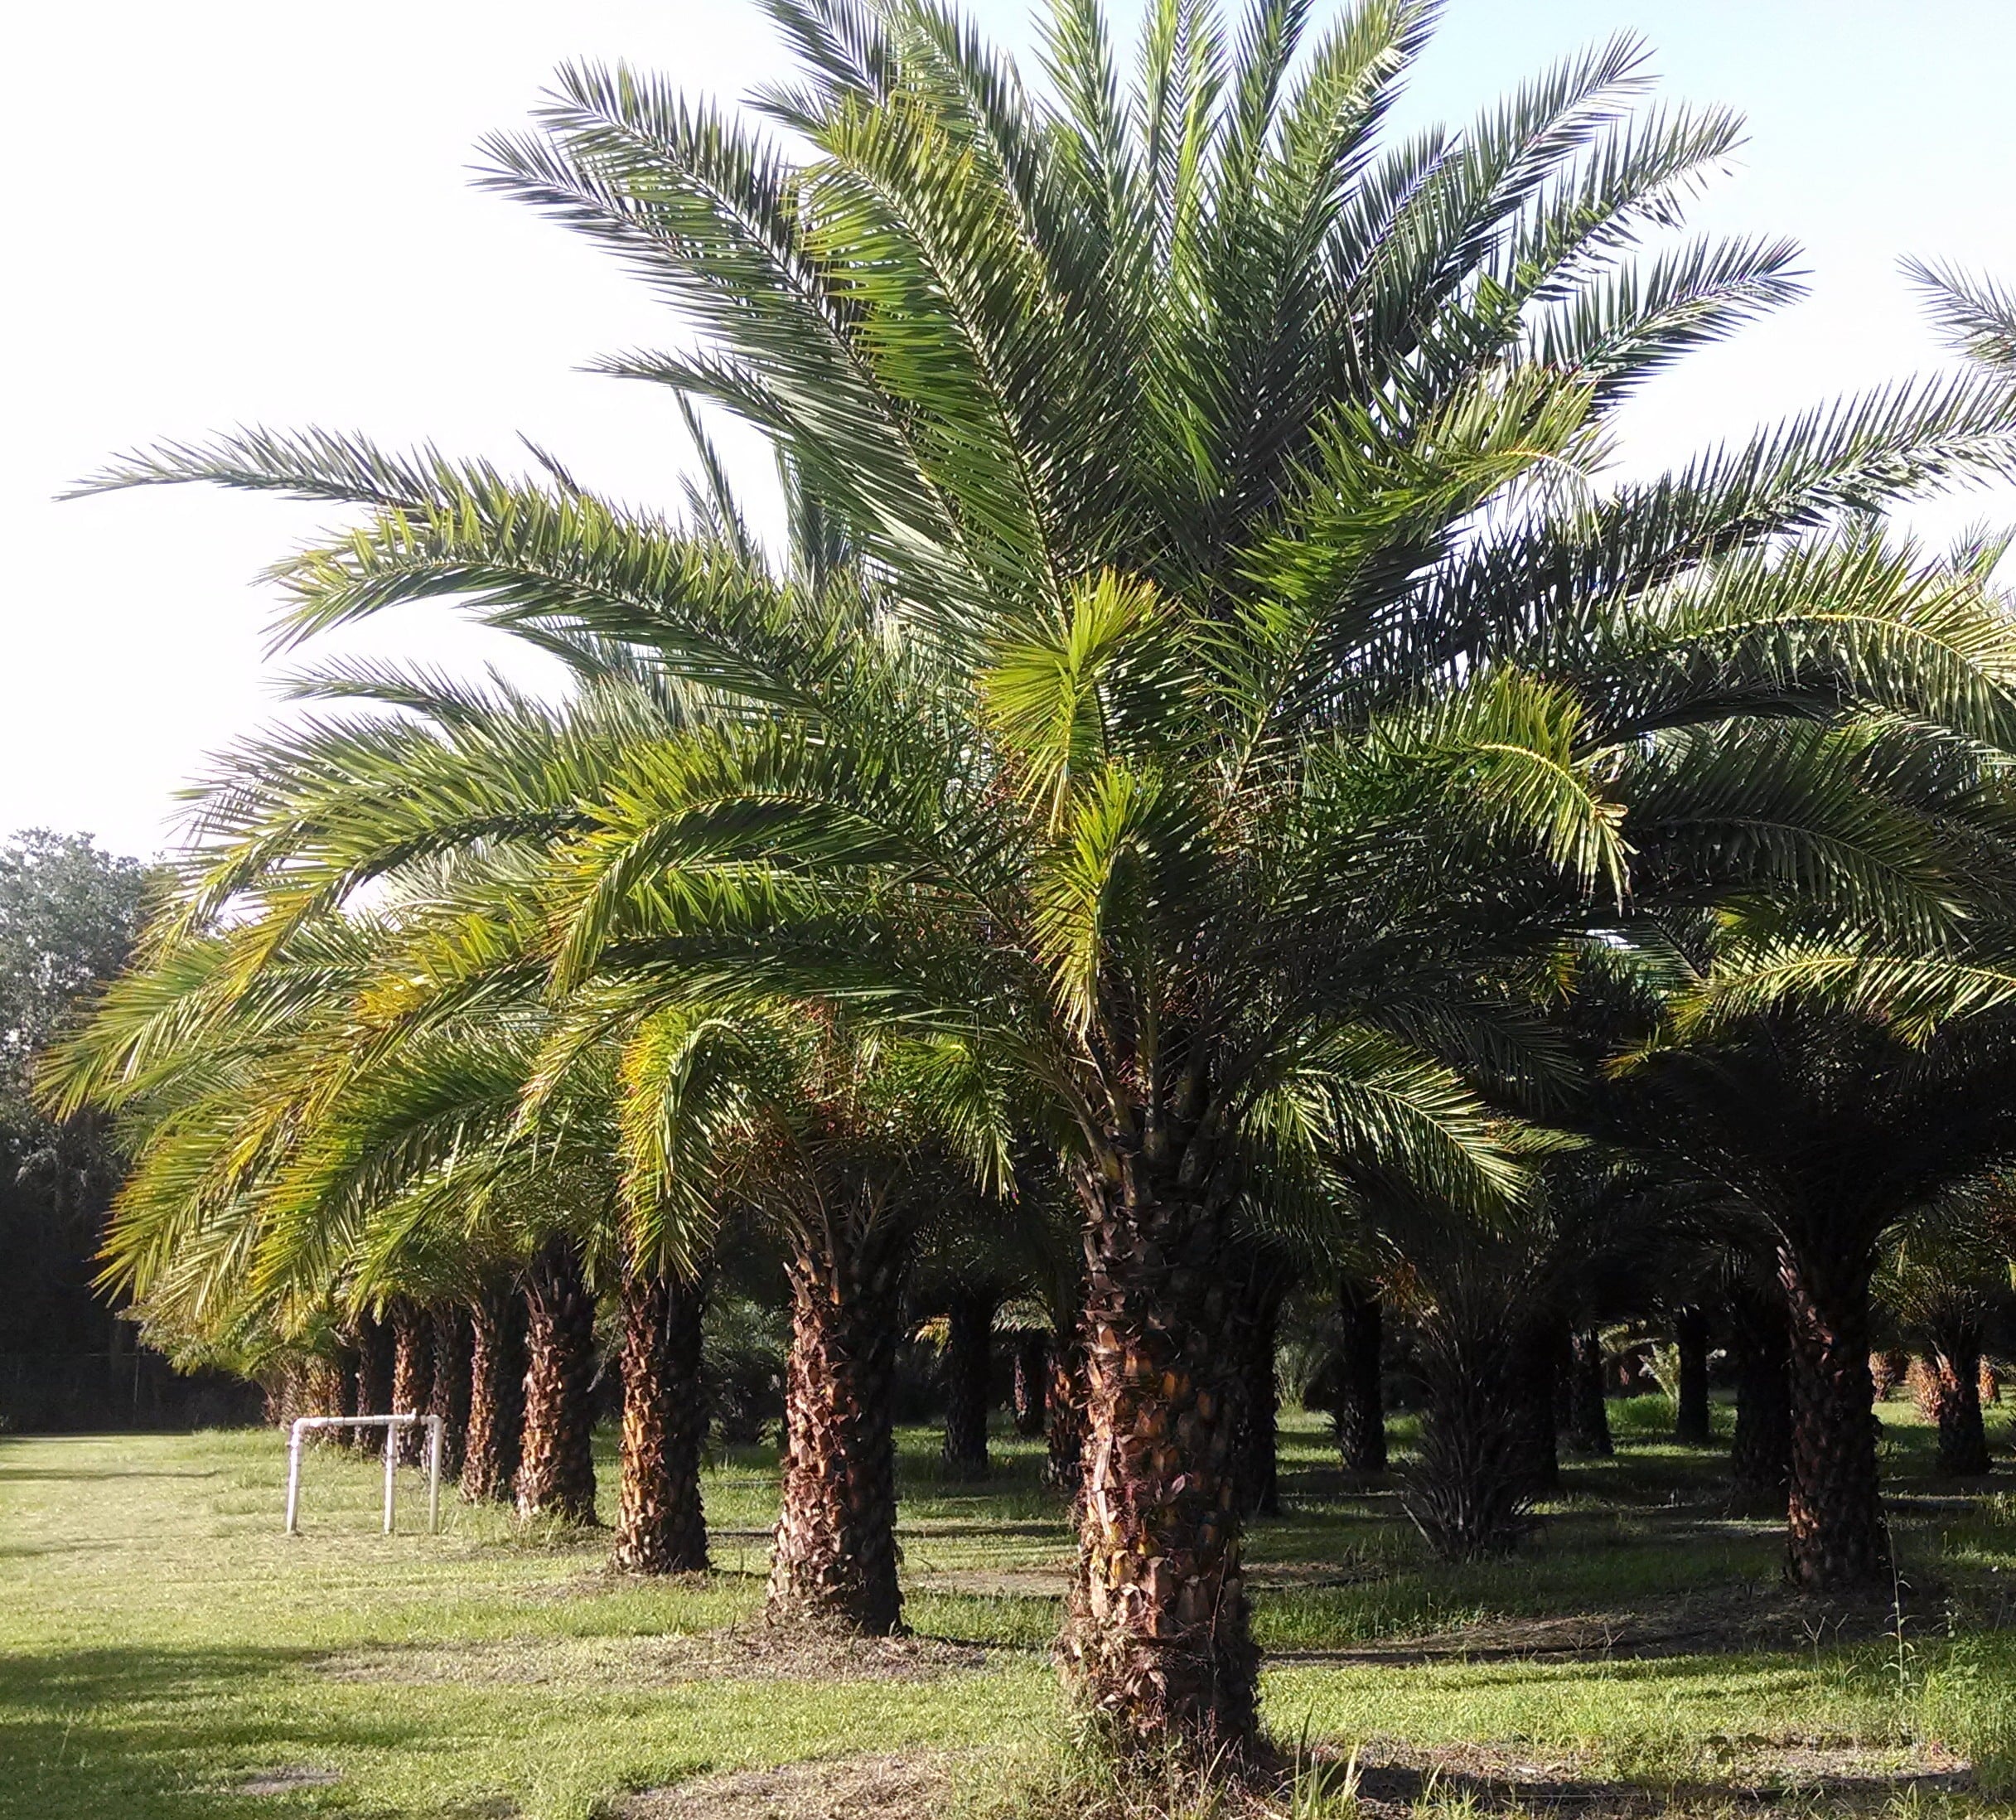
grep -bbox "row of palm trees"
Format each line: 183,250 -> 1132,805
42,0 -> 2016,1769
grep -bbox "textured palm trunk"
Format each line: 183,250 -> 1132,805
940,1285 -> 996,1479
1060,1177 -> 1257,1764
1333,1275 -> 1387,1475
1564,1329 -> 1612,1457
301,1354 -> 343,1437
516,1238 -> 599,1524
389,1300 -> 434,1467
329,1342 -> 358,1445
1515,1317 -> 1561,1493
462,1282 -> 525,1503
1012,1333 -> 1048,1436
1045,1327 -> 1087,1493
1232,1263 -> 1285,1518
1407,1304 -> 1533,1561
612,1269 -> 711,1574
766,1219 -> 906,1633
355,1314 -> 394,1445
264,1359 -> 304,1428
429,1305 -> 473,1480
1673,1304 -> 1713,1444
1782,1245 -> 1888,1588
1729,1290 -> 1791,1513
1927,1328 -> 1990,1477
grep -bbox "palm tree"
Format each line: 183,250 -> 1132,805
1877,1188 -> 2015,1478
1611,1009 -> 2016,1583
69,0 -> 2016,1758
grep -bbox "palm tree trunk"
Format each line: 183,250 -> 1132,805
429,1305 -> 472,1480
517,1238 -> 598,1524
1674,1304 -> 1713,1444
1334,1275 -> 1387,1475
1516,1316 -> 1561,1493
1407,1298 -> 1533,1561
766,1217 -> 906,1633
264,1359 -> 302,1428
1728,1289 -> 1791,1513
462,1282 -> 525,1503
302,1353 -> 343,1437
1782,1244 -> 1888,1588
1927,1324 -> 1990,1477
329,1341 -> 358,1445
1012,1333 -> 1048,1436
1233,1261 -> 1285,1518
355,1314 -> 393,1448
1045,1331 -> 1085,1493
1059,1179 -> 1257,1764
389,1299 -> 434,1467
613,1269 -> 711,1573
940,1285 -> 996,1479
1564,1328 -> 1612,1457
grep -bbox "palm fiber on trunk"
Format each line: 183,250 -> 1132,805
767,1217 -> 906,1633
1060,1179 -> 1258,1763
353,1314 -> 393,1454
1232,1257 -> 1286,1517
1333,1275 -> 1387,1474
1045,1334 -> 1085,1494
462,1282 -> 525,1504
389,1300 -> 434,1466
516,1237 -> 598,1524
1515,1316 -> 1561,1493
1926,1327 -> 1990,1477
1728,1289 -> 1791,1513
1564,1328 -> 1612,1457
940,1285 -> 996,1479
428,1305 -> 473,1480
1782,1246 -> 1888,1587
1674,1304 -> 1713,1445
613,1269 -> 711,1573
1011,1332 -> 1047,1436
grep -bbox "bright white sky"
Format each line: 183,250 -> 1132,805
6,0 -> 2015,859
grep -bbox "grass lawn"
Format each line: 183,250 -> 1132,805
3,1398 -> 2014,1819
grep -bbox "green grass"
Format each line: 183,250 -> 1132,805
2,1401 -> 2013,1818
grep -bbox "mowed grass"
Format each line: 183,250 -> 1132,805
2,1399 -> 2014,1819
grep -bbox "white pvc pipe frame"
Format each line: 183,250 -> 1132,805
284,1413 -> 443,1536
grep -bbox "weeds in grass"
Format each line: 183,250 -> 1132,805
973,1722 -> 1366,1820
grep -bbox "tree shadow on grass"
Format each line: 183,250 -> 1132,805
0,1644 -> 434,1820
1346,1754 -> 1975,1817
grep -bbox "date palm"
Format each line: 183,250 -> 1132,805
68,0 -> 2016,1759
1878,1188 -> 2015,1478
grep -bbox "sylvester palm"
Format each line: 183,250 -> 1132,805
1610,1007 -> 2016,1583
63,0 -> 2016,1760
1877,1188 -> 2016,1478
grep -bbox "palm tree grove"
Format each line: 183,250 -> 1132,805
14,2 -> 2016,1815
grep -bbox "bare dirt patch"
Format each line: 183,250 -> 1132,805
1276,1580 -> 1966,1668
616,1750 -> 960,1820
313,1624 -> 993,1688
1337,1738 -> 1974,1817
240,1764 -> 342,1795
920,1557 -> 1379,1601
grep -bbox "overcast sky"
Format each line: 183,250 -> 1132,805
6,0 -> 2014,859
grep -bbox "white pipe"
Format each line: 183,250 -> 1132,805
426,1415 -> 443,1534
383,1415 -> 402,1534
280,1415 -> 422,1535
285,1421 -> 306,1534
